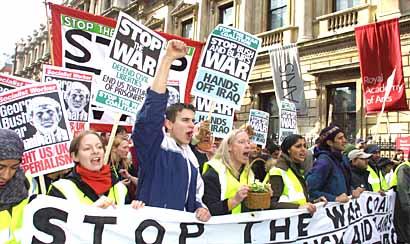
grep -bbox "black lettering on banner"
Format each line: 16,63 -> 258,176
239,221 -> 260,243
326,205 -> 346,229
171,57 -> 188,72
179,223 -> 204,244
279,63 -> 298,103
366,195 -> 373,214
297,213 -> 311,237
270,217 -> 290,241
32,207 -> 68,244
65,29 -> 102,75
362,219 -> 372,242
135,219 -> 165,244
83,215 -> 117,244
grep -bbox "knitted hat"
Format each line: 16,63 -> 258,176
364,144 -> 380,154
0,129 -> 24,161
319,125 -> 343,143
281,134 -> 303,155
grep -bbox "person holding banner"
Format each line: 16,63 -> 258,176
364,144 -> 389,192
202,128 -> 254,215
306,125 -> 363,203
264,134 -> 321,214
48,131 -> 144,209
0,129 -> 38,243
132,40 -> 210,221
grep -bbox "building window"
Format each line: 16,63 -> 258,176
219,2 -> 233,26
259,92 -> 280,144
334,0 -> 361,11
327,84 -> 356,142
268,0 -> 287,30
181,19 -> 193,38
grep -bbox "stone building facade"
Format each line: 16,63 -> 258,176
13,0 -> 410,143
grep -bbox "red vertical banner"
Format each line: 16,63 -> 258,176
355,18 -> 407,114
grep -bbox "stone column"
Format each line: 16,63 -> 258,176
296,0 -> 313,42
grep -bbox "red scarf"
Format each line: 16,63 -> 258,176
76,164 -> 112,195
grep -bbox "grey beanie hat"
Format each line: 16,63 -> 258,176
0,129 -> 24,161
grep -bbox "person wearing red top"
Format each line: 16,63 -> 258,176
48,130 -> 143,209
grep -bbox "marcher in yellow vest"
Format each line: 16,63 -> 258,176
48,131 -> 144,209
364,144 -> 388,192
264,134 -> 324,214
202,128 -> 254,215
0,129 -> 38,244
390,161 -> 410,243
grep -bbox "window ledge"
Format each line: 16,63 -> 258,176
316,4 -> 377,38
257,26 -> 298,49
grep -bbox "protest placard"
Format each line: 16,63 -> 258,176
0,74 -> 33,94
0,83 -> 73,176
50,3 -> 116,75
42,65 -> 93,137
279,100 -> 297,144
22,191 -> 396,244
191,25 -> 260,110
248,109 -> 269,147
194,96 -> 234,138
93,12 -> 165,116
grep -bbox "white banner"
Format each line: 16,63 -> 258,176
248,109 -> 270,147
94,12 -> 166,116
279,100 -> 298,144
194,96 -> 234,138
22,191 -> 396,243
269,44 -> 307,115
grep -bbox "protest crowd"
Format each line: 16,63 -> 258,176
1,3 -> 410,244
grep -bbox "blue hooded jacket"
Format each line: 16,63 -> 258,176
306,148 -> 352,201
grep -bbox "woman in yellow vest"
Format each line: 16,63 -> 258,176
202,128 -> 254,215
0,129 -> 37,244
264,134 -> 323,214
48,131 -> 144,209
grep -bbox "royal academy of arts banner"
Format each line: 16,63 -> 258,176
0,83 -> 73,176
93,11 -> 166,116
0,74 -> 33,94
191,24 -> 261,110
194,96 -> 234,138
269,43 -> 307,115
50,3 -> 116,75
42,65 -> 94,137
22,191 -> 396,244
248,109 -> 270,148
355,18 -> 408,113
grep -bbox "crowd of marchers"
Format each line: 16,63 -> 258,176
1,40 -> 409,244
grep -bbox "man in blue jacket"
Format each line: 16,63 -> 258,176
132,40 -> 210,221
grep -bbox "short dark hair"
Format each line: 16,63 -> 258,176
116,125 -> 127,135
165,103 -> 195,122
266,142 -> 280,155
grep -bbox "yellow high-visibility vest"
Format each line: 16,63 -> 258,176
203,160 -> 254,214
389,161 -> 410,188
367,165 -> 388,192
264,166 -> 307,206
50,179 -> 128,205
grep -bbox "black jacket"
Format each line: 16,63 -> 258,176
350,166 -> 372,191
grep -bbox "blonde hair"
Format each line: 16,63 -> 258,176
211,128 -> 251,179
109,136 -> 132,170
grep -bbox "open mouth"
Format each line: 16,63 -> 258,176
90,157 -> 101,165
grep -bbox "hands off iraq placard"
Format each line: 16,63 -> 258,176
0,74 -> 33,94
0,83 -> 73,176
94,12 -> 165,116
248,109 -> 269,147
42,65 -> 93,137
191,25 -> 260,110
194,96 -> 234,138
